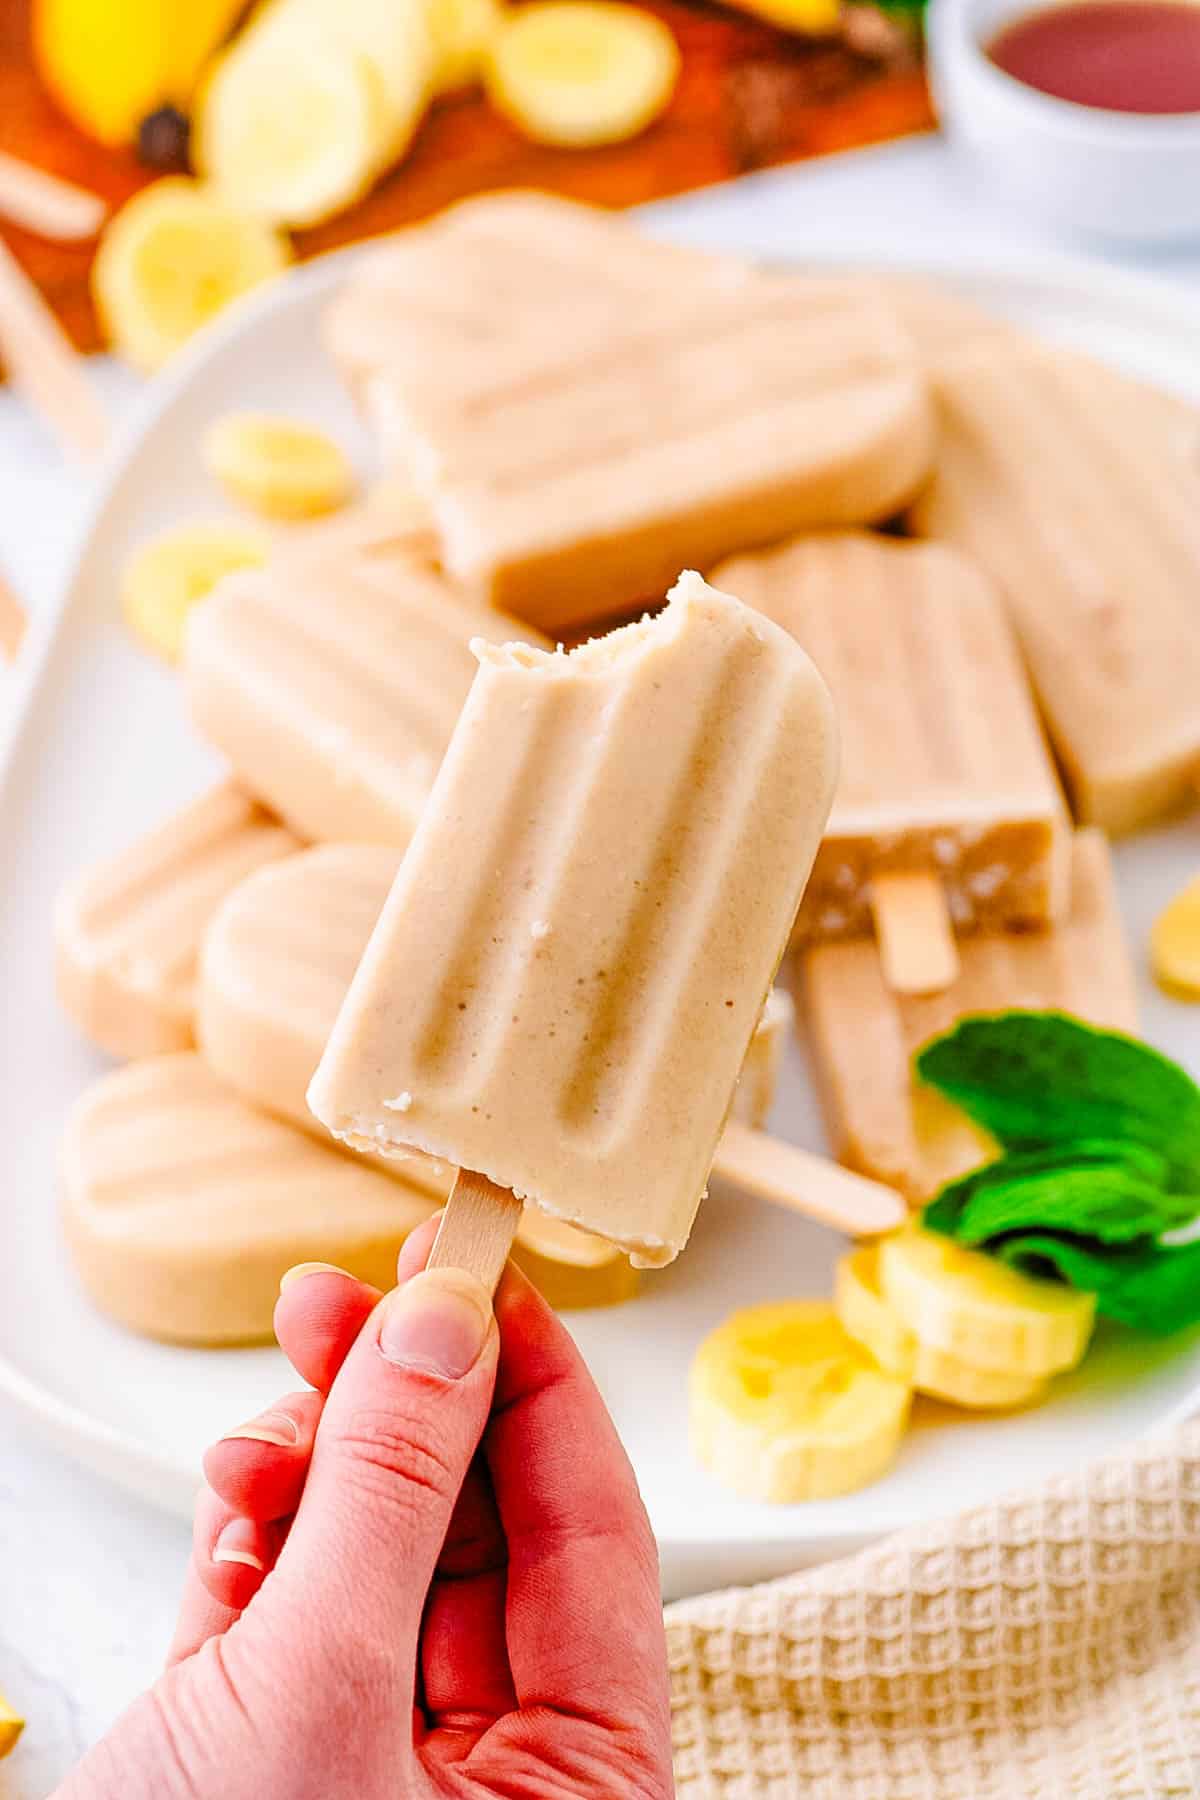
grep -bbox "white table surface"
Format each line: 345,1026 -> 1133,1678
2,133 -> 1199,1800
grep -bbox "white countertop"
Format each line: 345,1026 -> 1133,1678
1,133 -> 1197,1800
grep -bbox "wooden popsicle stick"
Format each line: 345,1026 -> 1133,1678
427,1167 -> 524,1293
0,240 -> 108,462
0,152 -> 107,242
0,563 -> 26,660
869,870 -> 960,997
713,1119 -> 906,1238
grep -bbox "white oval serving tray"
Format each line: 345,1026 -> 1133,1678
2,233 -> 1200,1599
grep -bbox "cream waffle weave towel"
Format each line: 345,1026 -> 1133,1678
666,1423 -> 1200,1798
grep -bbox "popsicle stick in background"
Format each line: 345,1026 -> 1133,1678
427,1170 -> 525,1295
0,562 -> 26,660
714,1120 -> 906,1239
869,871 -> 960,997
0,152 -> 106,242
0,240 -> 108,462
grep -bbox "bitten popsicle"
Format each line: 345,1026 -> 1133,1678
198,845 -> 899,1239
713,532 -> 1068,993
308,571 -> 840,1283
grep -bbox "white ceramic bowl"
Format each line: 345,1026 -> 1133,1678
928,0 -> 1200,244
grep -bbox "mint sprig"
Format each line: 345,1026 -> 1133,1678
917,1013 -> 1200,1335
916,1012 -> 1200,1189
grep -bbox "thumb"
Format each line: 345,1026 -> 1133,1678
270,1265 -> 498,1659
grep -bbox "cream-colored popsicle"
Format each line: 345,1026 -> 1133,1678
309,572 -> 839,1268
338,200 -> 933,632
908,345 -> 1200,833
197,839 -> 809,1252
184,536 -> 548,843
325,189 -> 741,408
62,1053 -> 434,1344
797,831 -> 1138,1200
713,532 -> 1068,954
198,842 -> 792,1155
199,844 -> 642,1307
55,782 -> 299,1060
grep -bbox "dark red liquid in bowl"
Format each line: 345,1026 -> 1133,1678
987,1 -> 1200,114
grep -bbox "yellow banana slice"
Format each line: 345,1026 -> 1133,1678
0,1689 -> 23,1759
92,179 -> 291,372
1151,873 -> 1200,1000
879,1227 -> 1096,1378
486,1 -> 680,147
204,413 -> 355,520
836,1247 -> 1049,1411
432,0 -> 504,88
196,0 -> 434,227
121,522 -> 267,661
198,41 -> 389,229
690,1301 -> 911,1503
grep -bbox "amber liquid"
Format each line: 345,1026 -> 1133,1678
987,1 -> 1200,113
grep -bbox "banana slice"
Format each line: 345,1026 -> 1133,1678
121,522 -> 267,661
204,413 -> 355,519
1151,874 -> 1200,1000
277,0 -> 436,147
486,1 -> 680,147
0,1689 -> 23,1760
879,1227 -> 1096,1378
92,178 -> 291,372
690,1301 -> 911,1503
836,1247 -> 1049,1411
197,37 -> 390,228
196,0 -> 434,226
432,0 -> 503,89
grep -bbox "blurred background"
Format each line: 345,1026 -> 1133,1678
0,0 -> 930,358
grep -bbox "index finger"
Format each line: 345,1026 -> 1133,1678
484,1263 -> 669,1740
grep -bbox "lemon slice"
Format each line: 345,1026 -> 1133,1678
690,1300 -> 911,1503
486,1 -> 679,147
92,179 -> 290,372
196,34 -> 391,228
879,1227 -> 1096,1379
204,413 -> 355,519
121,522 -> 267,661
836,1246 -> 1049,1411
432,0 -> 503,89
1151,874 -> 1200,999
0,1689 -> 25,1760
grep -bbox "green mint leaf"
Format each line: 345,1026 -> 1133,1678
915,1013 -> 1200,1190
993,1233 -> 1200,1335
923,1140 -> 1197,1247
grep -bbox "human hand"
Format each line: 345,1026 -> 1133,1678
58,1217 -> 673,1799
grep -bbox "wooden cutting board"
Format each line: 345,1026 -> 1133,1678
0,0 -> 934,356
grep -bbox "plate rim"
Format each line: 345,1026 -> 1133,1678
4,223 -> 1200,1551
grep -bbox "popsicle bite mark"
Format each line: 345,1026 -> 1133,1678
869,872 -> 960,997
